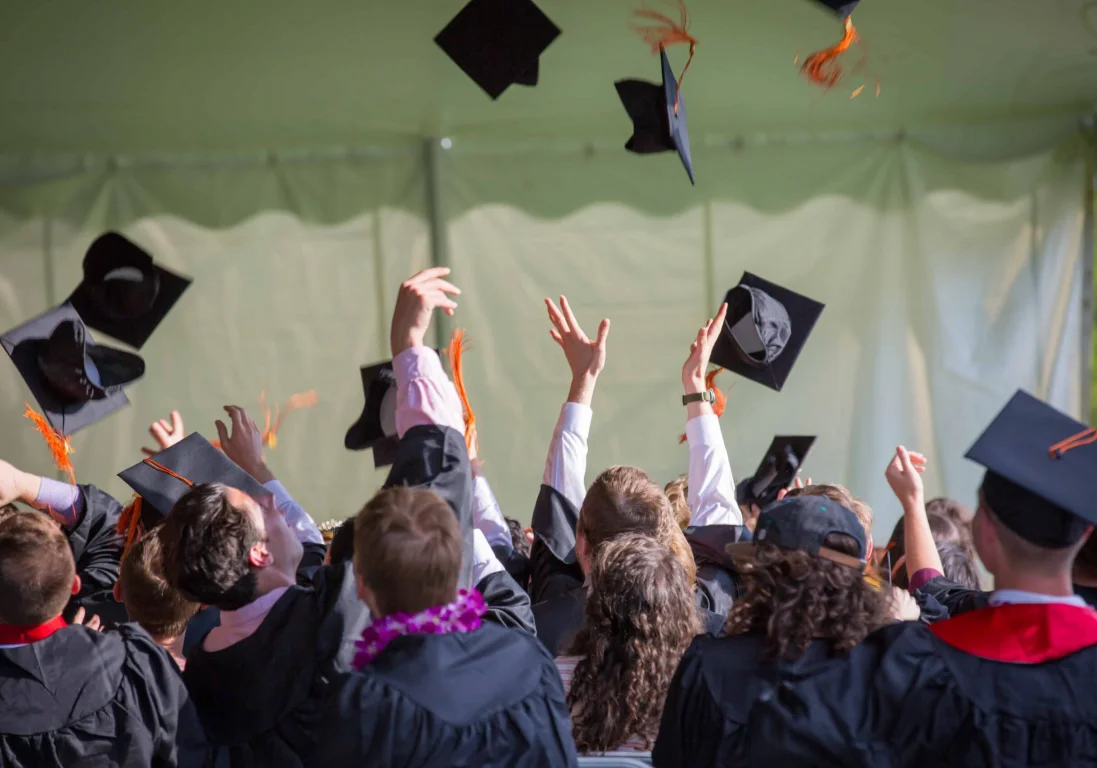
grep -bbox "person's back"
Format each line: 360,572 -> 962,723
558,534 -> 700,756
311,486 -> 577,767
653,495 -> 896,767
0,508 -> 204,767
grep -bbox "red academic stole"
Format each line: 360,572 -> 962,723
931,603 -> 1097,664
0,616 -> 67,645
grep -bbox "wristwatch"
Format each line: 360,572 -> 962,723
682,390 -> 716,405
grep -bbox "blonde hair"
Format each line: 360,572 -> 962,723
664,474 -> 691,531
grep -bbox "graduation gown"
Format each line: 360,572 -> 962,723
0,624 -> 205,767
56,484 -> 126,623
308,621 -> 579,768
657,605 -> 1097,767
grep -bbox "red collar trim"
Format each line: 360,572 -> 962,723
0,616 -> 67,646
930,603 -> 1097,663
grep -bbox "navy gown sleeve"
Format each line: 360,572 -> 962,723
529,484 -> 584,604
67,484 -> 125,599
685,524 -> 749,616
478,569 -> 536,635
309,560 -> 372,674
913,575 -> 989,619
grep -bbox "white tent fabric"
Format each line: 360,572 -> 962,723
0,135 -> 1087,539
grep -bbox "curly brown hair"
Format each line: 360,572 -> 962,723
725,533 -> 891,661
565,534 -> 701,753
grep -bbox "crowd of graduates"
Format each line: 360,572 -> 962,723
2,263 -> 1097,767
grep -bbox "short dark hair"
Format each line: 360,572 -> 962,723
327,519 -> 356,566
0,510 -> 75,625
121,529 -> 200,639
354,486 -> 462,616
506,517 -> 531,559
159,483 -> 261,610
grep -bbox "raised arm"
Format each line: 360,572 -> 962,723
681,302 -> 742,527
472,457 -> 513,553
883,446 -> 941,587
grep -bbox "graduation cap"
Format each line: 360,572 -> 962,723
710,273 -> 824,392
434,0 -> 561,100
118,433 -> 273,533
966,390 -> 1097,548
1,303 -> 144,436
66,232 -> 192,350
812,0 -> 859,17
345,361 -> 401,468
616,47 -> 695,185
736,436 -> 816,509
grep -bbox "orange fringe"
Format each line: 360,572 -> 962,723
210,390 -> 319,451
632,0 -> 697,115
799,15 -> 860,91
678,368 -> 726,443
117,495 -> 143,553
24,403 -> 76,486
447,329 -> 477,453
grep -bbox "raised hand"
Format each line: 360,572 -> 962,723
390,267 -> 461,357
545,296 -> 610,406
885,446 -> 927,510
72,606 -> 103,632
776,476 -> 813,502
887,586 -> 921,622
682,302 -> 728,393
215,406 -> 274,484
0,460 -> 38,508
142,410 -> 185,457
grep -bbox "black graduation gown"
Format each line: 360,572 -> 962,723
533,585 -> 726,657
56,484 -> 125,623
0,624 -> 205,767
308,622 -> 579,768
685,523 -> 751,616
657,605 -> 1097,767
914,575 -> 1097,618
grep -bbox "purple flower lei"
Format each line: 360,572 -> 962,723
353,588 -> 487,669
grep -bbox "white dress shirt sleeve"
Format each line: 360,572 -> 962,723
471,528 -> 506,585
472,467 -> 513,552
542,402 -> 591,512
264,479 -> 324,545
686,414 -> 743,527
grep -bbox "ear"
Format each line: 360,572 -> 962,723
247,541 -> 273,569
356,572 -> 378,614
71,574 -> 82,597
576,533 -> 591,576
112,581 -> 123,603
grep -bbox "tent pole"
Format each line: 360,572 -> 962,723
424,137 -> 450,351
1082,127 -> 1095,423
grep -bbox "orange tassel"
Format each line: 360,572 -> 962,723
117,495 -> 143,554
446,329 -> 477,453
678,368 -> 726,444
210,389 -> 318,451
632,0 -> 697,115
800,15 -> 864,93
24,403 -> 76,486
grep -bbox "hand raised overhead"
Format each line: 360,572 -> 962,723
682,302 -> 728,393
215,405 -> 274,484
885,446 -> 927,510
142,410 -> 185,457
544,295 -> 610,406
391,267 -> 461,357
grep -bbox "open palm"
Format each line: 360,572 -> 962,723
545,296 -> 610,380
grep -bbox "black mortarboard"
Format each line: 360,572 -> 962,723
966,390 -> 1097,548
710,273 -> 824,392
118,432 -> 273,528
736,436 -> 816,509
434,0 -> 561,100
812,0 -> 859,17
66,232 -> 192,350
1,303 -> 145,434
615,47 -> 695,185
345,361 -> 401,468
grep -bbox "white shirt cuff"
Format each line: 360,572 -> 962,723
558,402 -> 593,438
263,479 -> 323,545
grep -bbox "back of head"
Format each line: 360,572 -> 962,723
159,483 -> 261,610
664,474 -> 691,531
886,498 -> 979,589
582,466 -> 696,583
0,510 -> 75,625
327,519 -> 356,566
354,486 -> 462,616
727,531 -> 890,660
120,529 -> 200,640
787,484 -> 874,544
566,533 -> 701,753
